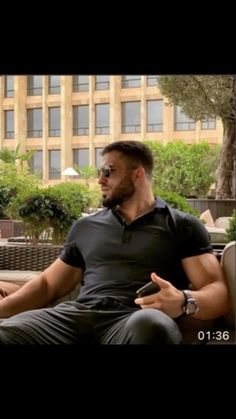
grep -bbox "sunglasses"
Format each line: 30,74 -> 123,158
98,164 -> 139,178
98,165 -> 114,178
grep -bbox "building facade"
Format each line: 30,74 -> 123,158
0,75 -> 223,184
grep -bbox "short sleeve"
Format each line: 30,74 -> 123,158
59,221 -> 85,268
177,213 -> 213,259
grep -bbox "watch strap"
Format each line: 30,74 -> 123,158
182,289 -> 189,305
182,289 -> 199,315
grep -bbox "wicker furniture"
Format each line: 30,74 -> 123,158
0,243 -> 234,343
0,243 -> 80,308
0,244 -> 62,271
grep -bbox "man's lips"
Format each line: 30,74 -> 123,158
101,188 -> 110,193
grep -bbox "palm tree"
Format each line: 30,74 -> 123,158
74,165 -> 98,186
0,144 -> 35,164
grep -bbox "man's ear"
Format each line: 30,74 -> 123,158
134,166 -> 145,180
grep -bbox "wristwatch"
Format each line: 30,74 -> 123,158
182,289 -> 199,315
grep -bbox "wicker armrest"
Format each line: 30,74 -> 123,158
0,245 -> 62,271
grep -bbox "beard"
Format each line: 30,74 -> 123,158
102,177 -> 135,208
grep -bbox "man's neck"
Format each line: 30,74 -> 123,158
116,196 -> 156,223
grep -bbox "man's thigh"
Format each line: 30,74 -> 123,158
99,308 -> 182,344
0,302 -> 95,344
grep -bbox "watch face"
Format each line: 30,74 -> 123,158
185,300 -> 199,315
182,290 -> 199,316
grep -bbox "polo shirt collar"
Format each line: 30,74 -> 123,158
110,196 -> 168,220
154,196 -> 167,209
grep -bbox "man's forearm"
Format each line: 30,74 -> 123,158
0,275 -> 50,318
190,282 -> 230,320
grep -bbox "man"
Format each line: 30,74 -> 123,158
0,141 -> 230,344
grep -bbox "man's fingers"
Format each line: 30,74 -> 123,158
150,272 -> 171,289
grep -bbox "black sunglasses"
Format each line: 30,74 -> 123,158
98,164 -> 138,178
98,165 -> 113,178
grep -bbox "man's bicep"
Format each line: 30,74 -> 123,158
176,213 -> 213,259
43,258 -> 83,300
182,253 -> 225,290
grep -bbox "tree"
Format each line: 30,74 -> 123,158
0,146 -> 41,218
74,165 -> 98,187
146,140 -> 221,197
158,75 -> 236,199
0,144 -> 35,166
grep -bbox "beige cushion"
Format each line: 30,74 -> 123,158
221,241 -> 236,328
205,226 -> 227,244
200,209 -> 215,227
215,217 -> 231,229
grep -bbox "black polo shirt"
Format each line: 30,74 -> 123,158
60,198 -> 212,307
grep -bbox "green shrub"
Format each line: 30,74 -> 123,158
153,188 -> 200,216
0,161 -> 41,219
226,210 -> 236,242
20,192 -> 76,244
0,184 -> 16,219
146,140 -> 221,197
8,188 -> 77,244
87,185 -> 102,209
74,165 -> 98,183
7,181 -> 103,244
50,183 -> 91,218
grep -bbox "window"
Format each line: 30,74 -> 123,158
122,101 -> 141,133
27,76 -> 42,96
73,105 -> 89,135
201,118 -> 216,130
4,76 -> 14,98
49,150 -> 61,179
95,147 -> 104,168
175,106 -> 195,130
48,75 -> 60,94
147,75 -> 159,86
95,75 -> 110,90
122,76 -> 141,88
4,110 -> 14,139
27,108 -> 43,137
72,75 -> 89,92
28,150 -> 43,178
95,103 -> 109,134
73,148 -> 89,167
147,100 -> 163,132
49,107 -> 61,137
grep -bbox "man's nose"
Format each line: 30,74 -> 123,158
98,173 -> 107,184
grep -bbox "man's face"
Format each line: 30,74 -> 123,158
98,151 -> 136,208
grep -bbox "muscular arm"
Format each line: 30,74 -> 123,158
135,212 -> 230,319
0,258 -> 83,318
135,253 -> 230,320
182,253 -> 230,320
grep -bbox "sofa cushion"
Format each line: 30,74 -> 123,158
200,209 -> 215,227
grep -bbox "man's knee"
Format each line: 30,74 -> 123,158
126,309 -> 182,344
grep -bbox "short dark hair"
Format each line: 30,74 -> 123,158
102,141 -> 154,177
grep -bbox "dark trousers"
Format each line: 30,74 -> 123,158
0,300 -> 182,345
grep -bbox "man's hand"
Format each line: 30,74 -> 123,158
134,272 -> 185,319
0,282 -> 21,300
0,289 -> 8,300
